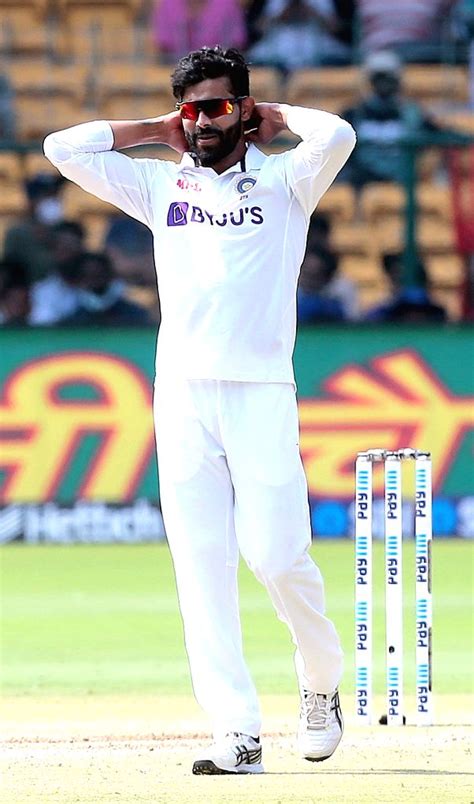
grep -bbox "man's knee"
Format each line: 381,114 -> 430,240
248,550 -> 300,586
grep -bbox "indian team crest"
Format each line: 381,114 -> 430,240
236,177 -> 257,194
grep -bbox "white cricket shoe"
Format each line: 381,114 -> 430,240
192,732 -> 264,775
297,689 -> 343,762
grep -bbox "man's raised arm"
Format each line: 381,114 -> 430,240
43,113 -> 187,226
248,103 -> 356,216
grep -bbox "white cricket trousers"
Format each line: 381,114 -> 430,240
154,379 -> 343,738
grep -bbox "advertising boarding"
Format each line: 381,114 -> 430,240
1,325 -> 472,542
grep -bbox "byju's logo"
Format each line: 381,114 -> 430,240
167,202 -> 189,226
166,202 -> 264,228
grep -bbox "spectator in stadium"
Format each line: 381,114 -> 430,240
3,173 -> 66,282
364,251 -> 447,322
340,50 -> 449,189
332,0 -> 356,50
297,213 -> 358,321
297,249 -> 346,322
453,0 -> 474,75
0,259 -> 30,325
63,252 -> 151,325
455,0 -> 474,40
0,74 -> 16,142
356,0 -> 459,62
29,220 -> 86,325
104,212 -> 160,323
247,0 -> 352,72
244,0 -> 268,47
152,0 -> 247,62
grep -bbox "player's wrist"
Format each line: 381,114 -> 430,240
143,113 -> 187,152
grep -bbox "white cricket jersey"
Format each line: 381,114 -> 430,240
43,107 -> 355,383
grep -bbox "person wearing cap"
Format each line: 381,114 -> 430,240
340,50 -> 448,189
3,172 -> 66,282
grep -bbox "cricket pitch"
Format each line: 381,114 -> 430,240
1,693 -> 472,804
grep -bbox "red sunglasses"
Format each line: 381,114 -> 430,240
176,96 -> 247,121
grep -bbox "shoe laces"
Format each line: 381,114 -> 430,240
222,731 -> 252,746
301,691 -> 332,729
223,731 -> 242,742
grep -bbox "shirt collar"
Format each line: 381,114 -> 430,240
177,143 -> 266,175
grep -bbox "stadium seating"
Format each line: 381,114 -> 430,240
0,182 -> 26,214
418,217 -> 456,255
63,181 -> 115,216
15,89 -> 82,140
98,91 -> 169,120
430,285 -> 463,319
62,182 -> 116,247
0,4 -> 51,55
286,67 -> 360,114
338,254 -> 385,284
417,183 -> 453,223
23,152 -> 64,178
0,152 -> 23,183
55,0 -> 142,14
360,183 -> 405,223
96,63 -> 175,119
356,282 -> 391,312
0,36 -> 470,319
0,0 -> 48,9
94,62 -> 172,92
425,254 -> 465,288
440,110 -> 474,135
403,64 -> 469,108
58,6 -> 139,62
248,67 -> 283,103
317,183 -> 356,223
330,221 -> 378,257
5,59 -> 89,93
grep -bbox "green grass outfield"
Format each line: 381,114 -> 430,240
0,540 -> 472,698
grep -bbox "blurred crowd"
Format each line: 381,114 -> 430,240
151,0 -> 472,71
0,173 -> 159,326
0,168 -> 455,328
1,0 -> 473,327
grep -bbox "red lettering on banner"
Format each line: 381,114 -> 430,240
0,353 -> 154,502
299,350 -> 474,498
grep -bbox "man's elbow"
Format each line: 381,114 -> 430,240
334,118 -> 357,157
43,132 -> 69,167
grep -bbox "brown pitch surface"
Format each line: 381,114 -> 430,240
1,694 -> 472,804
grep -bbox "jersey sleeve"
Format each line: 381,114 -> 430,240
277,106 -> 356,217
43,120 -> 160,228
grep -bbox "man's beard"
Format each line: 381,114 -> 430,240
186,117 -> 242,167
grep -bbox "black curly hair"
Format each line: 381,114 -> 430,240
171,46 -> 250,101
